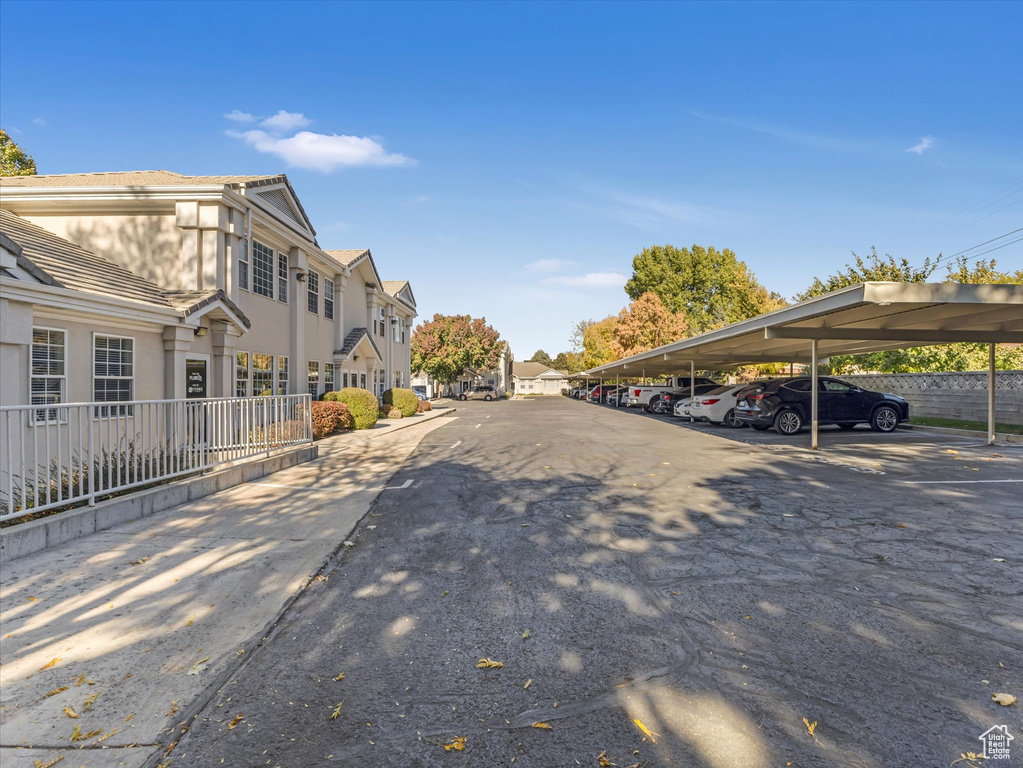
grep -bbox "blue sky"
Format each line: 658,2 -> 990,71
2,1 -> 1021,358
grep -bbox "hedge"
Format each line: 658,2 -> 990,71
379,406 -> 404,419
383,388 -> 419,418
325,388 -> 378,430
310,400 -> 354,439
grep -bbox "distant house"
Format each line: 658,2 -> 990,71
413,342 -> 513,399
511,362 -> 568,395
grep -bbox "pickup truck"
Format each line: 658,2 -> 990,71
626,376 -> 720,409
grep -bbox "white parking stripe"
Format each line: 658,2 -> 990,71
904,479 -> 1023,485
384,479 -> 414,490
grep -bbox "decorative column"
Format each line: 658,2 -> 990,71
211,321 -> 241,398
288,247 -> 308,396
162,326 -> 193,400
333,272 -> 348,354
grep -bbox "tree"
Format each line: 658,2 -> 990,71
624,244 -> 783,333
0,130 -> 37,176
552,351 -> 585,372
611,291 -> 687,358
569,319 -> 595,352
796,247 -> 935,301
581,316 -> 619,370
529,349 -> 553,367
552,352 -> 570,371
411,314 -> 504,386
801,252 -> 1022,374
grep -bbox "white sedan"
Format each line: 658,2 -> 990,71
686,384 -> 753,428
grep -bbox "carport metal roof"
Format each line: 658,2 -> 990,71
582,282 -> 1023,378
581,282 -> 1023,448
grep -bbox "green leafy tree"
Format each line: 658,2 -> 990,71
803,252 -> 1021,373
624,244 -> 784,333
0,130 -> 36,176
529,349 -> 553,367
796,247 -> 936,301
411,314 -> 504,386
569,319 -> 595,352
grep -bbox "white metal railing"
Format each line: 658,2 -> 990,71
0,394 -> 313,522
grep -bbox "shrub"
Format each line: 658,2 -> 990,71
309,401 -> 353,439
417,399 -> 433,413
328,387 -> 379,430
383,388 -> 419,417
388,407 -> 404,419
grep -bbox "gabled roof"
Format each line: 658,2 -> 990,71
0,170 -> 284,188
512,361 -> 567,379
336,327 -> 383,362
382,279 -> 416,308
324,248 -> 370,267
0,170 -> 316,237
0,210 -> 251,329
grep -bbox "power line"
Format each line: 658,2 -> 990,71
933,227 -> 1023,267
947,197 -> 1023,235
940,180 -> 1023,229
967,235 -> 1023,260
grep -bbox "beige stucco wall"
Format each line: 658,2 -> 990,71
21,213 -> 181,288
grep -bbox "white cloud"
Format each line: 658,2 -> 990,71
260,110 -> 311,132
907,136 -> 936,154
542,272 -> 626,288
32,117 -> 46,127
228,129 -> 414,172
413,195 -> 432,203
225,110 -> 256,122
689,110 -> 865,153
525,258 -> 576,274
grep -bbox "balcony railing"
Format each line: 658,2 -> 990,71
0,394 -> 313,522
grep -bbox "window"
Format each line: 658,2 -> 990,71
394,370 -> 403,388
393,315 -> 402,343
278,252 -> 289,303
783,380 -> 812,392
822,379 -> 853,392
379,307 -> 386,337
252,241 -> 274,298
307,270 -> 319,314
94,335 -> 134,416
324,363 -> 335,393
308,361 -> 319,397
324,278 -> 334,320
253,354 -> 273,396
239,237 -> 250,291
31,327 -> 66,422
277,356 -> 289,394
343,371 -> 350,388
236,352 -> 249,397
360,373 -> 367,390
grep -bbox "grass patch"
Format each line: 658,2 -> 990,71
911,416 -> 1023,435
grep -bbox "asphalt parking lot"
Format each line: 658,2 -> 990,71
170,397 -> 1022,768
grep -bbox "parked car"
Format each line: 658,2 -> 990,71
460,385 -> 499,401
411,385 -> 428,401
646,383 -> 721,414
629,376 -> 719,409
687,382 -> 769,427
587,385 -> 619,403
733,376 -> 909,434
605,386 -> 630,406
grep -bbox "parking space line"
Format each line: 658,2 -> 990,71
904,479 -> 1023,485
250,482 -> 324,492
384,479 -> 414,490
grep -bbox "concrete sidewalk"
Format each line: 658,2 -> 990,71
0,415 -> 452,768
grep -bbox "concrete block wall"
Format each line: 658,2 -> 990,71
842,371 -> 1023,425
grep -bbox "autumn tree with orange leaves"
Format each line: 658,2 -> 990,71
611,292 -> 687,358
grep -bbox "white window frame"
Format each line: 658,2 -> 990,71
324,362 -> 335,393
30,326 -> 67,424
278,252 -> 289,304
378,307 -> 386,337
236,351 -> 250,397
252,241 -> 274,298
307,269 -> 319,314
92,332 -> 135,417
277,355 -> 289,395
238,237 -> 250,292
308,360 -> 319,397
324,278 -> 334,320
252,353 -> 274,396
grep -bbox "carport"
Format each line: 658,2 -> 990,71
583,282 -> 1023,448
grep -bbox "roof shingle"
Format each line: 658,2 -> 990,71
0,170 -> 284,188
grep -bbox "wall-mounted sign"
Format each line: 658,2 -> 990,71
186,359 -> 208,399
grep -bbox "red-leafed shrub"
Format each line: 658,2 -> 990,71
310,400 -> 353,439
417,399 -> 433,413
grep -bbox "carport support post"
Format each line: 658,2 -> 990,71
689,360 -> 695,422
988,342 -> 996,445
616,374 -> 620,407
811,339 -> 819,450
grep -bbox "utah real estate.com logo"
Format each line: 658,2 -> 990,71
979,724 -> 1014,761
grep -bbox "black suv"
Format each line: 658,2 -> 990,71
733,377 -> 909,435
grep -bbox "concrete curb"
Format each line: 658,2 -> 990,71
901,423 -> 1023,444
0,443 -> 318,562
362,406 -> 457,437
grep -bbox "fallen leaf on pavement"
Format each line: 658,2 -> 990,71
62,707 -> 79,719
443,735 -> 466,751
331,701 -> 344,719
333,672 -> 345,681
992,693 -> 1016,706
25,596 -> 39,603
477,658 -> 503,669
441,590 -> 449,597
128,557 -> 148,565
166,701 -> 179,717
39,658 -> 60,671
125,713 -> 134,722
993,558 -> 1007,563
803,717 -> 822,745
531,722 -> 552,730
187,656 -> 211,675
227,714 -> 245,729
82,692 -> 100,712
633,718 -> 660,743
524,679 -> 532,689
73,674 -> 85,687
32,755 -> 64,767
597,750 -> 616,766
522,629 -> 530,640
44,686 -> 68,698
